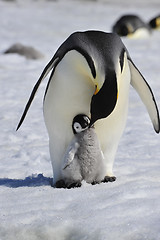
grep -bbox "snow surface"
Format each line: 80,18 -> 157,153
0,0 -> 160,239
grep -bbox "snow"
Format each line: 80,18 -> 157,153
0,0 -> 160,239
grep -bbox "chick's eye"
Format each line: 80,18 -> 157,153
74,122 -> 82,133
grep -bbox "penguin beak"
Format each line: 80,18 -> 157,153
89,70 -> 118,127
94,85 -> 99,95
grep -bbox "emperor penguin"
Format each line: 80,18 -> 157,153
60,114 -> 106,188
16,30 -> 160,186
149,15 -> 160,30
112,14 -> 151,38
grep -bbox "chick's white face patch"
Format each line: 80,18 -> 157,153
73,122 -> 83,133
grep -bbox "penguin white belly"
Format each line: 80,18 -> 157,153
129,28 -> 150,38
43,51 -> 95,183
95,54 -> 131,176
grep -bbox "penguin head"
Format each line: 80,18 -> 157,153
118,24 -> 130,36
149,16 -> 160,29
112,15 -> 136,37
72,114 -> 91,134
113,23 -> 132,36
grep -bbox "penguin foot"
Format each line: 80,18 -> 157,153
66,181 -> 82,189
55,179 -> 82,189
55,179 -> 66,188
91,181 -> 100,185
102,176 -> 116,183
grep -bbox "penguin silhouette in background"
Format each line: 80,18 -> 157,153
17,31 -> 160,187
149,15 -> 160,30
4,43 -> 44,60
59,114 -> 106,189
112,14 -> 151,38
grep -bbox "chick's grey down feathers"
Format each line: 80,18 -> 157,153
62,126 -> 105,186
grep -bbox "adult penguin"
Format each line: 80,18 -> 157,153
112,15 -> 151,38
17,31 -> 160,186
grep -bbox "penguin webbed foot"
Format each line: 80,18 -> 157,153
55,176 -> 116,188
91,180 -> 101,185
55,179 -> 82,189
66,181 -> 82,189
102,176 -> 116,183
55,179 -> 66,188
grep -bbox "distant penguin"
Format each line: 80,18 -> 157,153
149,15 -> 160,30
17,31 -> 160,186
4,43 -> 44,60
112,14 -> 151,38
60,114 -> 106,188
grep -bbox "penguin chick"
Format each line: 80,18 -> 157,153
61,114 -> 106,188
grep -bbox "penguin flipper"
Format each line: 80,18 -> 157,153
16,57 -> 59,130
63,141 -> 79,170
128,59 -> 160,133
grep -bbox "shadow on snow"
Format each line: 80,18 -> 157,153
0,174 -> 53,188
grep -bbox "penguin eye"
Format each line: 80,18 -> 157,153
74,122 -> 82,133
